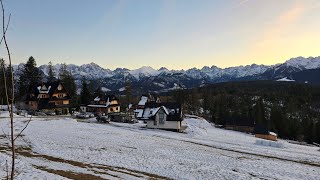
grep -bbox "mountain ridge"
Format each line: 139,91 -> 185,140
12,56 -> 320,93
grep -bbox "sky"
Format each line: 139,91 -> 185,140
1,0 -> 320,70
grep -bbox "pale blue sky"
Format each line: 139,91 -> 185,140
2,0 -> 320,70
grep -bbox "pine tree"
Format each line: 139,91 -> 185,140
270,107 -> 285,135
253,98 -> 267,127
94,86 -> 104,98
125,81 -> 132,105
80,77 -> 91,105
59,63 -> 77,108
5,64 -> 14,101
18,56 -> 42,100
47,61 -> 55,82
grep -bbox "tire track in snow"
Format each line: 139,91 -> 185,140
150,135 -> 320,168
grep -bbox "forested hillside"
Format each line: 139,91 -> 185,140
171,81 -> 320,144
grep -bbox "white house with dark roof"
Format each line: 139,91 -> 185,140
142,102 -> 186,132
135,94 -> 161,119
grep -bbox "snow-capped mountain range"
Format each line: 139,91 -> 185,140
13,56 -> 320,93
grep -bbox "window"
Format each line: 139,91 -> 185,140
58,85 -> 63,90
56,101 -> 63,105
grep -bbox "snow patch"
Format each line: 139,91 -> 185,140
184,116 -> 212,137
276,77 -> 295,82
255,139 -> 284,148
118,87 -> 126,92
101,87 -> 111,92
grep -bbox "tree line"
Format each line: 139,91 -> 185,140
172,81 -> 320,144
0,56 -> 97,110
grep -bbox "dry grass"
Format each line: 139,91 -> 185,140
33,165 -> 106,180
0,142 -> 171,179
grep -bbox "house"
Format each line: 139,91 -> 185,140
134,93 -> 161,119
26,81 -> 71,114
254,125 -> 278,141
142,102 -> 185,132
87,95 -> 120,114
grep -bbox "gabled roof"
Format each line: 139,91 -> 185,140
26,80 -> 71,110
88,94 -> 120,108
138,96 -> 148,106
30,81 -> 66,97
142,102 -> 182,121
106,95 -> 119,102
92,95 -> 119,102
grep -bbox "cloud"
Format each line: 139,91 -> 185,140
253,2 -> 306,48
238,0 -> 250,6
276,3 -> 305,26
234,1 -> 312,65
232,0 -> 250,9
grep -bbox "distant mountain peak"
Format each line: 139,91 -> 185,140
284,56 -> 320,69
12,56 -> 320,93
159,67 -> 169,71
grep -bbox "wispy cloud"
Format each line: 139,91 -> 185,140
239,1 -> 309,65
238,0 -> 250,6
257,2 -> 305,46
231,0 -> 250,9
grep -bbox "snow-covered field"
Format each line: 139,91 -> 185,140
0,112 -> 319,179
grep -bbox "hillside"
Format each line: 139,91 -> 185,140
170,81 -> 320,144
0,115 -> 319,179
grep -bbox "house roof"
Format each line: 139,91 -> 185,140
134,109 -> 144,118
92,95 -> 119,103
28,81 -> 67,98
106,95 -> 119,102
151,106 -> 169,116
26,80 -> 71,110
142,102 -> 182,121
88,95 -> 120,108
138,96 -> 148,106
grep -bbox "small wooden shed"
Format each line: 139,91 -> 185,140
255,132 -> 277,141
254,125 -> 277,141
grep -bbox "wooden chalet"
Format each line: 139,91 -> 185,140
26,81 -> 71,114
254,125 -> 278,141
87,95 -> 120,114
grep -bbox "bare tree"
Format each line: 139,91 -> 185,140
0,0 -> 15,178
0,1 -> 32,179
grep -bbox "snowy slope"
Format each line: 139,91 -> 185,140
129,66 -> 161,79
276,77 -> 295,82
0,115 -> 319,179
284,56 -> 320,70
